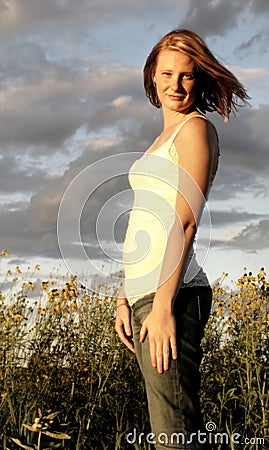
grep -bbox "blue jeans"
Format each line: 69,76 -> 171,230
131,286 -> 212,450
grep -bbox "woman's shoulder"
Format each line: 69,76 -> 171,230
179,113 -> 210,132
174,114 -> 218,147
171,114 -> 219,170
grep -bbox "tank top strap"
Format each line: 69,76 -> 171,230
168,114 -> 208,144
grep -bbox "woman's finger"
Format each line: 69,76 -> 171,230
163,341 -> 171,371
149,337 -> 157,369
124,319 -> 132,337
115,304 -> 135,352
156,346 -> 163,373
156,342 -> 164,373
139,322 -> 147,343
170,335 -> 177,361
115,322 -> 135,353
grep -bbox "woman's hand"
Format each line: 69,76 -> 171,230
139,306 -> 177,374
115,302 -> 135,354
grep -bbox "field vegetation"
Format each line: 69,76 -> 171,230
0,250 -> 268,449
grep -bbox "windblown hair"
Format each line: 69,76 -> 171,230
144,29 -> 250,119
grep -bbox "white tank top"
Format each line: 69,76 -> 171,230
123,115 -> 219,305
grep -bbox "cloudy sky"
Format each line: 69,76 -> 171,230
0,0 -> 269,289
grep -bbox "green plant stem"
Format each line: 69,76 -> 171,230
37,432 -> 41,450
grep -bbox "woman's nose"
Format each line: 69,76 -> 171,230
171,76 -> 184,92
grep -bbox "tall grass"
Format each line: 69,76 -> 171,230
0,251 -> 268,449
201,270 -> 269,449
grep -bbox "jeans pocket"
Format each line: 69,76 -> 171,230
131,293 -> 154,325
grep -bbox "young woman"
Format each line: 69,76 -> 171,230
115,29 -> 249,449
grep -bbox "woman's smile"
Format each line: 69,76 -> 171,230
168,94 -> 185,100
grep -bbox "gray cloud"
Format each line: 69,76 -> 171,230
211,210 -> 265,226
179,0 -> 243,37
0,154 -> 50,193
180,0 -> 269,38
0,135 -> 140,260
210,166 -> 269,202
212,219 -> 269,252
0,0 -> 124,34
0,0 -> 185,38
0,206 -> 59,258
1,0 -> 267,52
249,0 -> 269,14
0,63 -> 142,147
214,108 -> 269,174
0,41 -> 70,85
235,33 -> 263,55
207,106 -> 269,201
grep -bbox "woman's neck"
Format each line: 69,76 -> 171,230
162,106 -> 198,131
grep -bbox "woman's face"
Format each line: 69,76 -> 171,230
153,49 -> 197,114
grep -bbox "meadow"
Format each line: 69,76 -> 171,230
0,249 -> 268,449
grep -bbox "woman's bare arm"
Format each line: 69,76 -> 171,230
114,281 -> 135,353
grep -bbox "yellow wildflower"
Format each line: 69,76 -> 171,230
62,290 -> 70,301
40,281 -> 48,291
70,288 -> 77,298
27,282 -> 36,291
14,314 -> 25,321
103,297 -> 109,305
55,303 -> 61,312
0,249 -> 9,257
70,300 -> 77,311
15,266 -> 22,274
48,289 -> 60,300
69,277 -> 77,289
215,306 -> 224,315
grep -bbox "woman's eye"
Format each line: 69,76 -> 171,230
183,73 -> 194,80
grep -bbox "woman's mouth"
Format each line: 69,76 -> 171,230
169,95 -> 184,100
